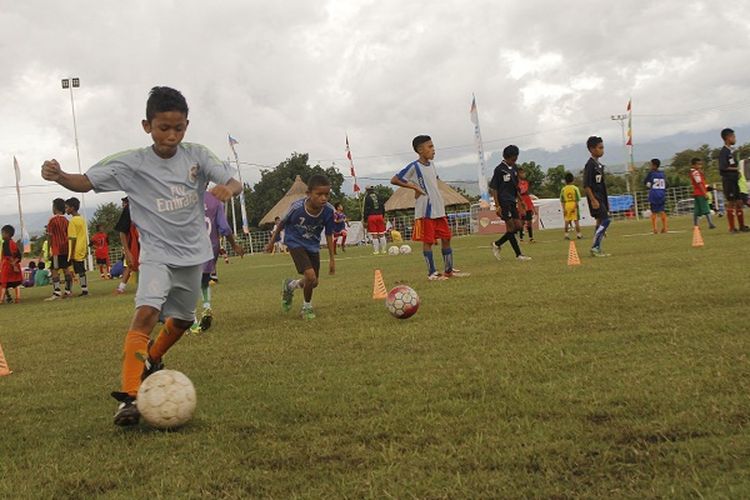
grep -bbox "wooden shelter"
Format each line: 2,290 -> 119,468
259,175 -> 308,225
384,179 -> 470,212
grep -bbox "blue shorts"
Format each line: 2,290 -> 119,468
650,199 -> 666,213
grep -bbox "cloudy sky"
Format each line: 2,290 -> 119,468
2,0 -> 750,218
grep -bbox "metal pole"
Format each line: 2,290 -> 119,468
66,78 -> 93,269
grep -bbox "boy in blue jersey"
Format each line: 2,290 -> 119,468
42,86 -> 242,426
644,158 -> 668,234
267,175 -> 335,320
390,135 -> 469,280
583,136 -> 610,257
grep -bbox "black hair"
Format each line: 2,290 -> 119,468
307,174 -> 331,191
335,202 -> 344,210
28,261 -> 36,269
721,128 -> 734,141
651,158 -> 661,168
564,172 -> 575,183
38,261 -> 46,270
412,135 -> 432,153
503,145 -> 519,159
146,86 -> 189,122
1,224 -> 14,237
691,157 -> 703,165
53,198 -> 66,214
586,136 -> 603,151
65,197 -> 80,211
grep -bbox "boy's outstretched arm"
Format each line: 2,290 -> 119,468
209,178 -> 242,201
41,160 -> 93,192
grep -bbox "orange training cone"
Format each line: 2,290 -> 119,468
692,226 -> 704,248
567,240 -> 581,266
372,269 -> 388,300
0,342 -> 12,376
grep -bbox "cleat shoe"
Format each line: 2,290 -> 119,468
141,340 -> 164,381
428,272 -> 448,281
491,242 -> 502,261
44,293 -> 62,302
199,308 -> 213,332
516,255 -> 532,261
79,291 -> 89,297
590,248 -> 610,258
576,233 -> 583,239
282,278 -> 295,312
444,269 -> 470,278
301,305 -> 316,320
188,322 -> 202,335
111,392 -> 140,426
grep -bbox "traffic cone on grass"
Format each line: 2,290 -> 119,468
372,269 -> 388,300
692,226 -> 704,248
567,240 -> 581,266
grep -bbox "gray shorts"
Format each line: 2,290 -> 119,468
135,262 -> 202,322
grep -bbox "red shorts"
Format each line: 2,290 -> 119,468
412,217 -> 452,245
367,214 -> 386,233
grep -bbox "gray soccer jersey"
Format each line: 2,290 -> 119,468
86,143 -> 234,266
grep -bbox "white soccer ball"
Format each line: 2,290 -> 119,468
399,244 -> 412,255
388,245 -> 401,256
137,370 -> 196,429
385,285 -> 420,319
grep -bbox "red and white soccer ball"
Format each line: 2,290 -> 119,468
385,285 -> 420,319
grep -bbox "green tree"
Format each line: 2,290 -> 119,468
247,153 -> 344,228
541,164 -> 567,198
88,202 -> 123,249
517,161 -> 544,194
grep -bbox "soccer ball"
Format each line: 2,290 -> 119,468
137,370 -> 197,429
399,244 -> 412,255
385,285 -> 420,319
388,245 -> 401,256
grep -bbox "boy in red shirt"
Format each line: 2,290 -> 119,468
517,167 -> 536,243
689,158 -> 716,229
91,224 -> 110,278
1,225 -> 23,304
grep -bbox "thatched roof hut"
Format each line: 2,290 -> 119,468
259,175 -> 308,225
384,179 -> 470,212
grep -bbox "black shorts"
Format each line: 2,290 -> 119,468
3,281 -> 21,289
72,260 -> 86,274
52,254 -> 69,270
96,258 -> 108,265
523,210 -> 533,222
723,178 -> 740,202
588,203 -> 609,220
498,201 -> 519,222
289,247 -> 320,277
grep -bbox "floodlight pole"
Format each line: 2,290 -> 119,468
62,77 -> 93,269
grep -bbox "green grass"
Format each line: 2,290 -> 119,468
2,216 -> 750,498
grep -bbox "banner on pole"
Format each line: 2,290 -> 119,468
345,134 -> 361,194
228,134 -> 250,234
470,95 -> 489,202
13,156 -> 30,253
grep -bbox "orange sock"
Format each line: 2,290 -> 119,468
660,212 -> 668,232
122,330 -> 150,396
727,208 -> 736,231
148,318 -> 188,363
737,209 -> 745,228
650,214 -> 657,232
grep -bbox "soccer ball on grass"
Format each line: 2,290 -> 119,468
137,370 -> 196,429
388,245 -> 401,256
399,244 -> 412,255
385,285 -> 420,319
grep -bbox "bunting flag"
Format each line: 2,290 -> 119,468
470,95 -> 489,202
12,156 -> 30,253
345,134 -> 361,193
227,134 -> 250,234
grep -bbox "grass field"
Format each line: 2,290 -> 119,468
2,215 -> 750,498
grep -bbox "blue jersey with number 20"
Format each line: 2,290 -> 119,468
644,171 -> 666,202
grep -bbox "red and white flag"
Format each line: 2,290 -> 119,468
345,134 -> 360,193
626,99 -> 633,146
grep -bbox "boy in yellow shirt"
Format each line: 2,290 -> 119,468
560,172 -> 582,240
66,197 -> 89,296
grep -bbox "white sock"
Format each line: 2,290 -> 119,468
372,238 -> 380,253
303,301 -> 312,308
117,282 -> 126,291
288,279 -> 301,290
202,302 -> 210,310
379,236 -> 387,250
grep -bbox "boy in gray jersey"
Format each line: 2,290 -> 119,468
41,86 -> 241,426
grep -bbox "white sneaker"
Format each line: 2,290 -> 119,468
428,272 -> 448,281
516,255 -> 532,261
491,242 -> 502,261
445,269 -> 470,278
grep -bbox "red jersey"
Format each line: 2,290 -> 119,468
690,168 -> 707,196
47,214 -> 69,256
518,179 -> 534,211
1,239 -> 23,285
91,232 -> 109,260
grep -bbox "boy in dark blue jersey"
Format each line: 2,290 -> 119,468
266,175 -> 335,320
489,145 -> 531,261
644,158 -> 668,234
583,136 -> 610,257
718,128 -> 749,232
